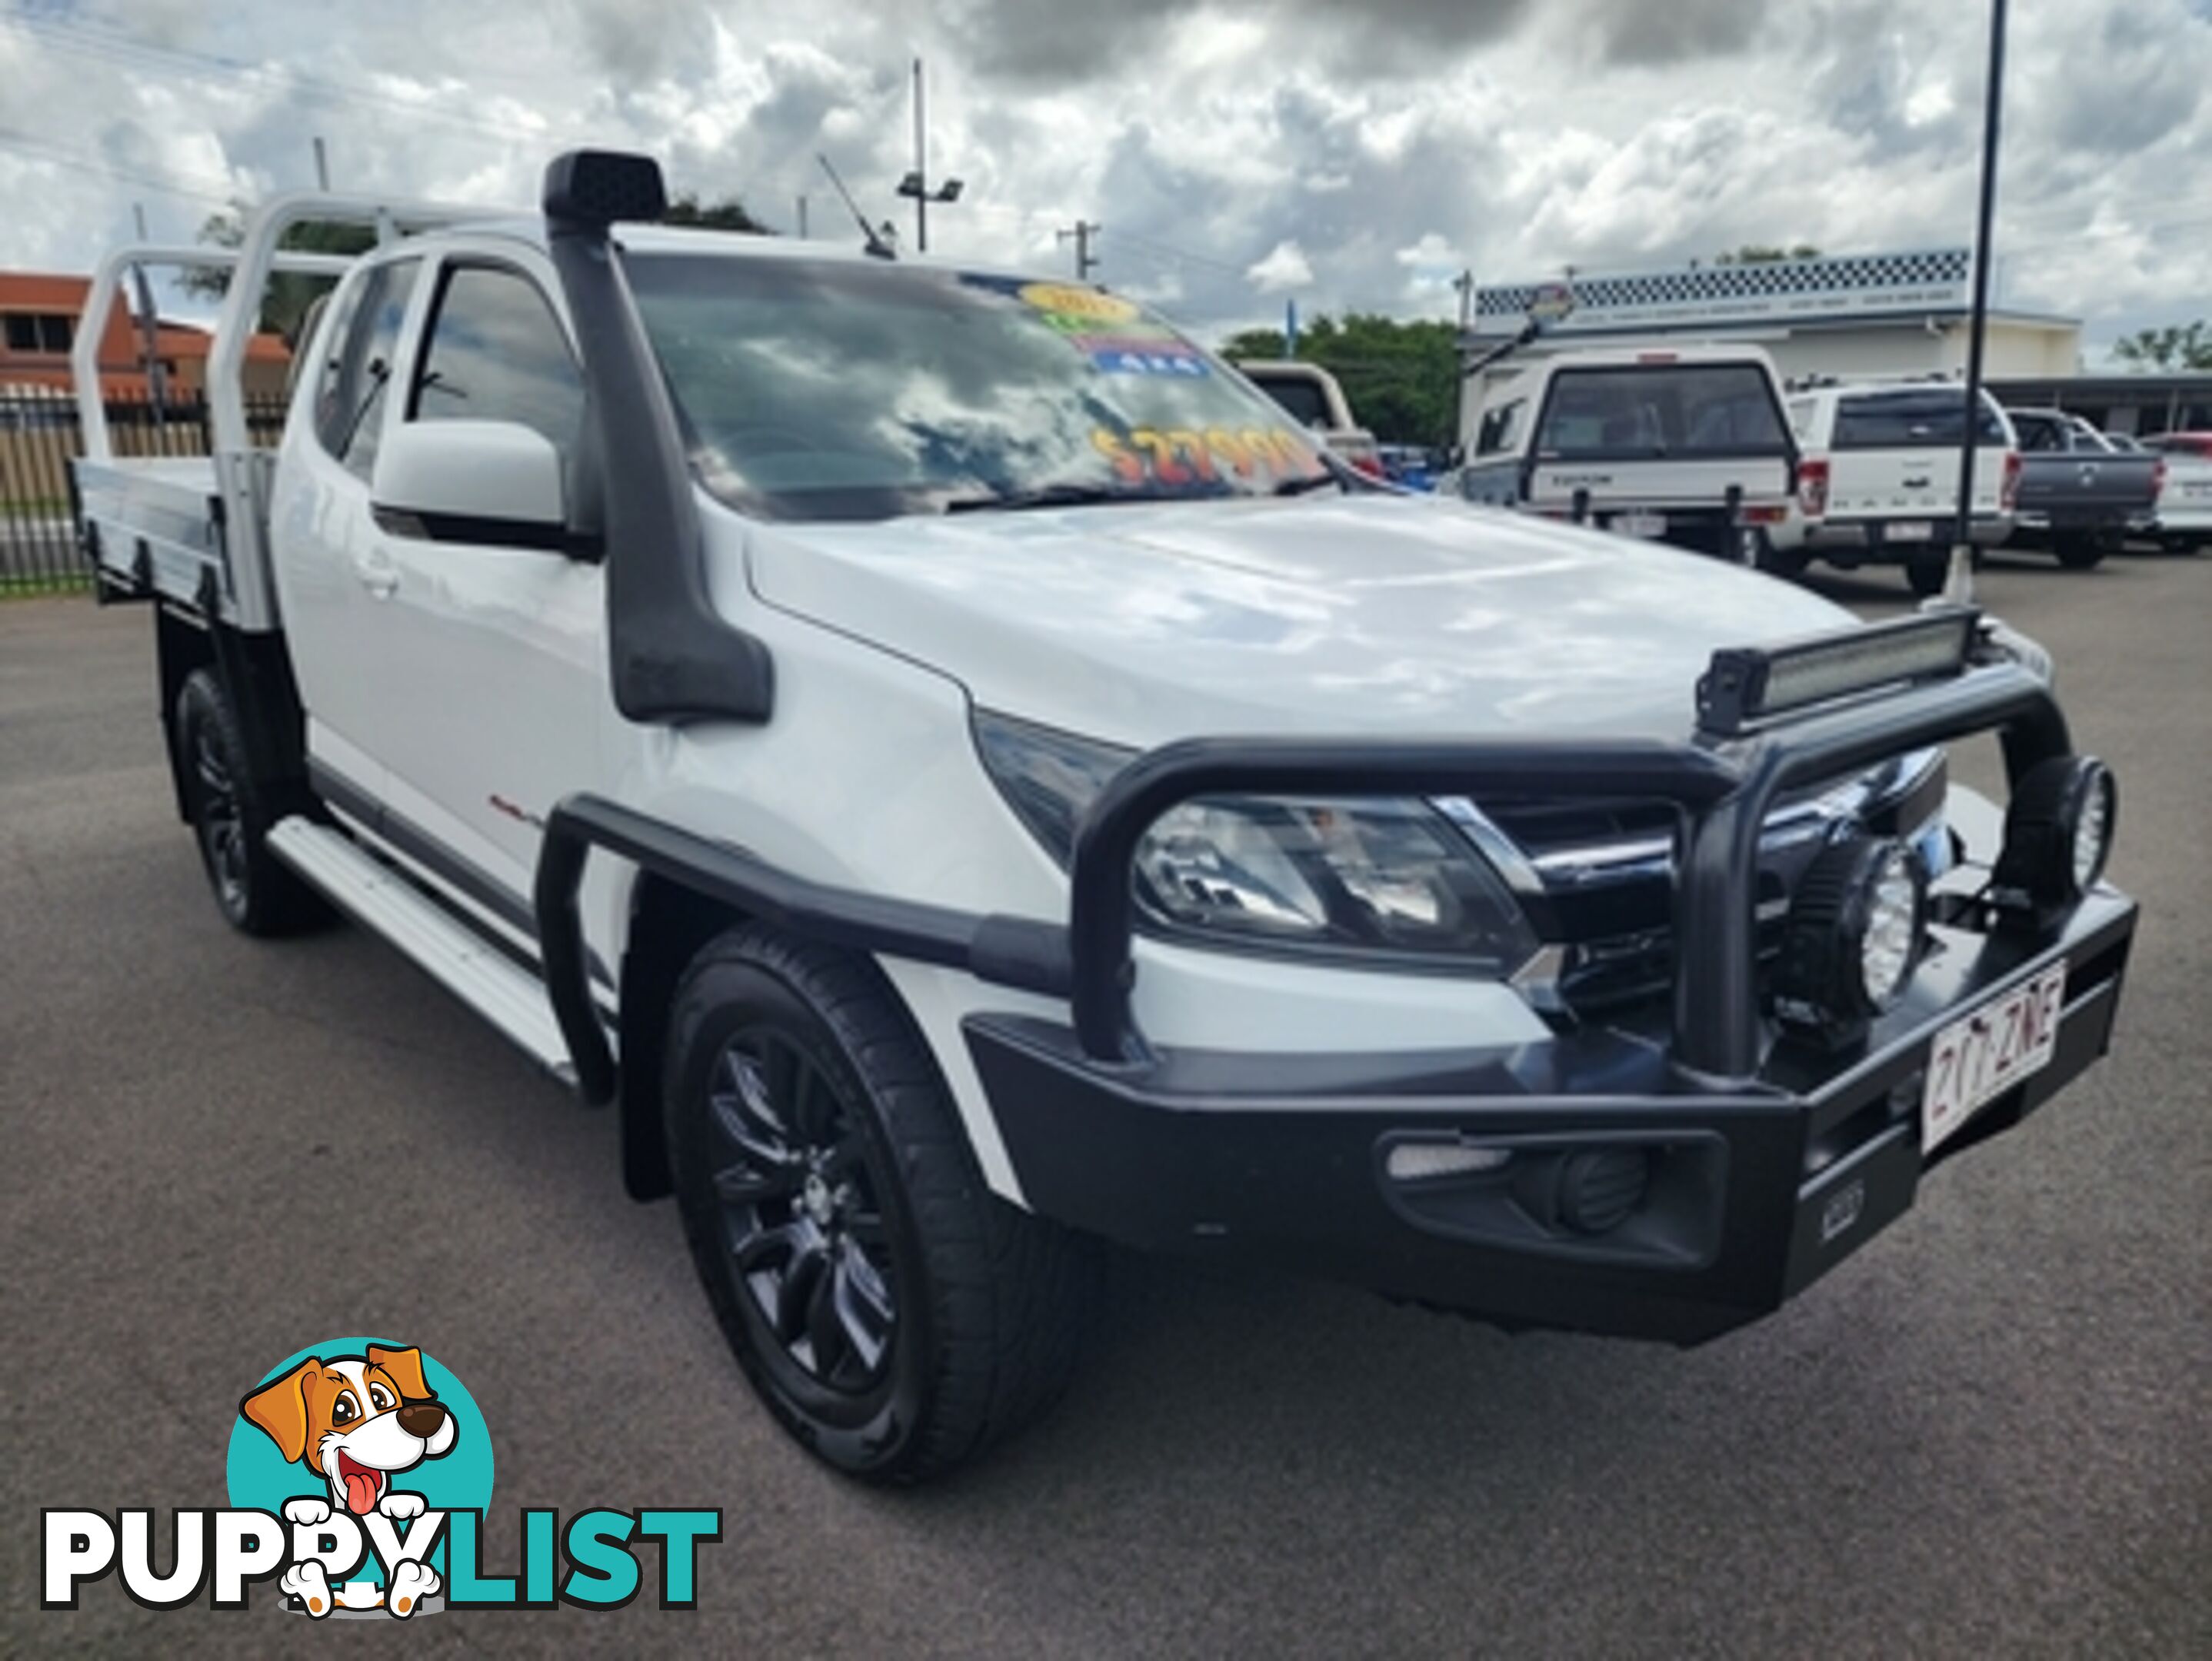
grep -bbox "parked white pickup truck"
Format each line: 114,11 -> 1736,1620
72,151 -> 2137,1482
1781,381 -> 2021,595
2140,436 -> 2212,552
1450,345 -> 1801,564
1232,359 -> 1383,474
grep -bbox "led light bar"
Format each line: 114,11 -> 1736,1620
1697,610 -> 1978,735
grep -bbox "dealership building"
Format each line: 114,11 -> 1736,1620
1464,248 -> 2081,386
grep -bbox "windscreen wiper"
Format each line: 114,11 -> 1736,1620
942,483 -> 1134,514
1273,469 -> 1349,496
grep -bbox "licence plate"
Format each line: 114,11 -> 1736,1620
1612,512 -> 1667,538
1922,962 -> 2068,1153
1887,520 -> 1935,542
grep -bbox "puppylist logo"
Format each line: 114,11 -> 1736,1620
42,1336 -> 719,1619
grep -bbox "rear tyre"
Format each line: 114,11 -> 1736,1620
1755,534 -> 1809,579
2054,531 -> 2109,571
664,924 -> 1098,1483
1904,554 -> 1948,597
174,670 -> 325,937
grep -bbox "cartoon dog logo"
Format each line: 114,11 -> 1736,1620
239,1344 -> 455,1617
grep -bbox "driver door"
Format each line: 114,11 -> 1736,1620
355,248 -> 608,917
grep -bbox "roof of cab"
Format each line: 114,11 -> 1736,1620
428,215 -> 1069,289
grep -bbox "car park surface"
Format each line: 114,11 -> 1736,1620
3,541 -> 2206,1653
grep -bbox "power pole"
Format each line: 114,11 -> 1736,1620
1947,0 -> 2007,603
312,135 -> 330,191
1452,268 -> 1474,332
129,202 -> 168,426
795,195 -> 809,239
1057,221 -> 1101,280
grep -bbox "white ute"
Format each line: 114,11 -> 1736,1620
1781,381 -> 2022,595
71,151 -> 2139,1482
1450,345 -> 1800,565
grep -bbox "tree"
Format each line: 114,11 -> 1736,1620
178,207 -> 377,348
1714,244 -> 1821,265
663,193 -> 772,234
2113,321 -> 2212,371
1221,312 -> 1463,448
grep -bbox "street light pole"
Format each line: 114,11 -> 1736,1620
1948,0 -> 2007,602
911,56 -> 928,253
895,57 -> 964,255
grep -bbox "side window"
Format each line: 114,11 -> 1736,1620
1475,398 -> 1524,456
313,259 -> 421,481
2014,414 -> 2060,453
408,265 -> 584,456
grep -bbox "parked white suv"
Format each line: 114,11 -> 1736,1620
1779,381 -> 2020,594
68,151 -> 2138,1483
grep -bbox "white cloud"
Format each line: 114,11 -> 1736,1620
1246,239 -> 1314,292
0,0 -> 2203,357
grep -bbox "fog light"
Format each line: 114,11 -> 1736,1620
1993,756 -> 2114,914
1556,1148 -> 1650,1234
1384,1141 -> 1512,1183
1776,836 -> 1927,1033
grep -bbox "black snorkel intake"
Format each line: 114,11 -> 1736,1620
541,148 -> 775,724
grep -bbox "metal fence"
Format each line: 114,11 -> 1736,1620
1,391 -> 288,595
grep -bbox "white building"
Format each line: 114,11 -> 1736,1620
1466,249 -> 2081,384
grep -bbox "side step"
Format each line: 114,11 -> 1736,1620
268,816 -> 575,1082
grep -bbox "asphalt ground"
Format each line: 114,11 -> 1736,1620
2,546 -> 2207,1657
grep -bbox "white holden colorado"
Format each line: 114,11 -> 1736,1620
71,151 -> 2137,1481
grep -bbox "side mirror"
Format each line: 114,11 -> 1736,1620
370,420 -> 572,552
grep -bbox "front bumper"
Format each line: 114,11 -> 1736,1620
968,887 -> 2134,1344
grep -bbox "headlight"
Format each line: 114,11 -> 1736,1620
972,711 -> 1539,971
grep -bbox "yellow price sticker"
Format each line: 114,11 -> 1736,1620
1019,282 -> 1140,325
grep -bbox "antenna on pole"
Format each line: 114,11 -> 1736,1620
818,154 -> 894,258
1944,0 -> 2007,608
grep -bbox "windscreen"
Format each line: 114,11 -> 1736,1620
1833,390 -> 2008,449
626,254 -> 1329,521
1534,364 -> 1790,460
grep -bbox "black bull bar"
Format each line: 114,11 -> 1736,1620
535,652 -> 2071,1100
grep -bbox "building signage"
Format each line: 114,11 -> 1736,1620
1471,250 -> 1971,337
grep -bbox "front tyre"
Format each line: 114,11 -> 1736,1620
664,924 -> 1097,1483
174,669 -> 324,936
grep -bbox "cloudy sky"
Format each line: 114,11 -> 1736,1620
2,0 -> 2209,359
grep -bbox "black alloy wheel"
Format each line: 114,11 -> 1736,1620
173,668 -> 324,936
191,714 -> 250,920
664,924 -> 1098,1483
707,1028 -> 898,1398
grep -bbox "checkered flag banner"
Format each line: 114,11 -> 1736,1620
1475,249 -> 1971,322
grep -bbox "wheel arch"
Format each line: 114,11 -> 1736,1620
618,870 -> 748,1200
